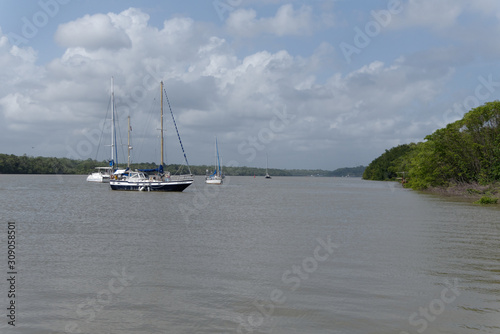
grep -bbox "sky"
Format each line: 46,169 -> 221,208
1,0 -> 500,170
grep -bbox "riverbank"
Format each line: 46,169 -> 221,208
418,181 -> 500,204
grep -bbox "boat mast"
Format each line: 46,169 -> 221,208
127,115 -> 132,168
160,81 -> 164,167
111,76 -> 115,168
266,152 -> 268,174
214,136 -> 217,176
216,137 -> 221,177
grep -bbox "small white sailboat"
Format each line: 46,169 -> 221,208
110,81 -> 194,192
265,153 -> 271,179
87,77 -> 117,183
205,137 -> 223,185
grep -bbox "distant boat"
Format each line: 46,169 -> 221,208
86,166 -> 112,183
205,137 -> 223,185
265,153 -> 271,179
110,81 -> 194,192
87,77 -> 117,183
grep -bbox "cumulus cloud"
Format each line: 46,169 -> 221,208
389,0 -> 500,31
387,0 -> 463,30
226,4 -> 313,37
376,0 -> 500,68
55,13 -> 132,50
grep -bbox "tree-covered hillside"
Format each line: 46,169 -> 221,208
362,144 -> 414,181
363,101 -> 500,190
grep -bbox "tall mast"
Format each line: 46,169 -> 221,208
266,152 -> 268,174
160,81 -> 164,167
111,76 -> 115,168
127,115 -> 132,168
216,137 -> 221,176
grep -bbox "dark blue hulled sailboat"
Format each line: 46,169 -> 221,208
110,81 -> 193,192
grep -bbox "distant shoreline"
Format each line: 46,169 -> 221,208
0,173 -> 363,177
0,153 -> 366,177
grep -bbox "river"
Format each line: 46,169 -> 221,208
0,174 -> 499,333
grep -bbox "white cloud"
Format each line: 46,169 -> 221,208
226,4 -> 313,37
55,13 -> 132,51
390,0 -> 500,31
390,0 -> 463,30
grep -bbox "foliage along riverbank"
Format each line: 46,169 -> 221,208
363,101 -> 500,203
0,153 -> 365,177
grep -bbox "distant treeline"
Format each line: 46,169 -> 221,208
0,153 -> 365,177
363,101 -> 500,189
0,155 -> 95,174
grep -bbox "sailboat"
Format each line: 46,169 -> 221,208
110,81 -> 194,192
265,153 -> 272,179
205,137 -> 223,185
86,77 -> 117,183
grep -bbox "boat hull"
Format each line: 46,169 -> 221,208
205,178 -> 222,185
110,179 -> 193,192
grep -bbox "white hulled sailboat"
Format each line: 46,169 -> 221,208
205,137 -> 223,185
265,153 -> 271,179
87,77 -> 117,183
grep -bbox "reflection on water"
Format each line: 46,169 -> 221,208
0,174 -> 499,333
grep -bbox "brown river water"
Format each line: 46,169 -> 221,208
0,174 -> 499,333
